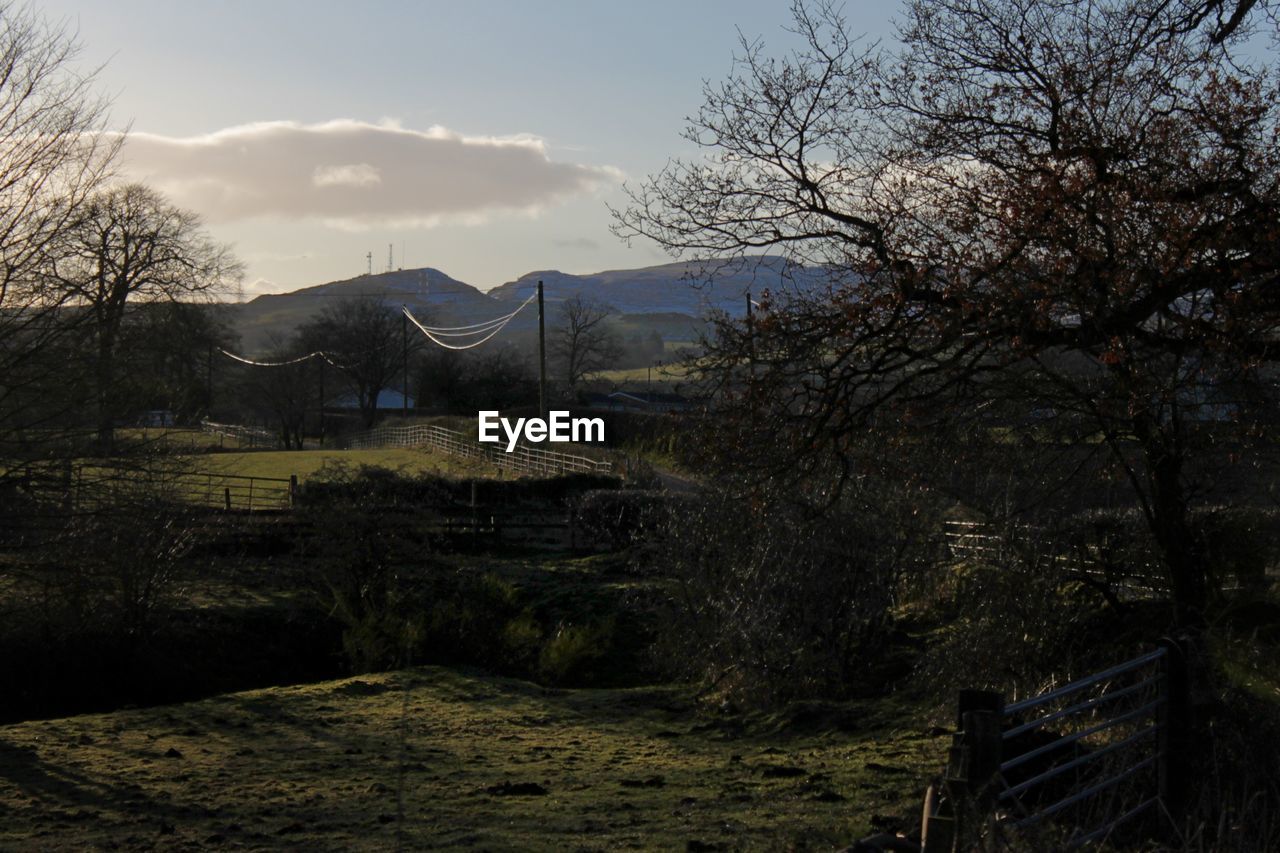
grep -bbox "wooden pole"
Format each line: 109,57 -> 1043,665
402,310 -> 409,419
537,279 -> 547,420
318,358 -> 326,446
206,343 -> 214,417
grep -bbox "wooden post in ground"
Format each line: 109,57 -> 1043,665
401,310 -> 409,420
924,689 -> 1003,852
470,479 -> 479,551
1158,637 -> 1191,838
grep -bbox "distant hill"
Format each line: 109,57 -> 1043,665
233,268 -> 499,352
229,256 -> 826,354
489,256 -> 824,316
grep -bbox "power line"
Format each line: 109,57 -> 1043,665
402,291 -> 537,351
217,347 -> 351,370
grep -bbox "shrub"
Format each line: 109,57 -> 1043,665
298,463 -> 442,671
650,477 -> 923,705
537,618 -> 615,685
571,489 -> 680,551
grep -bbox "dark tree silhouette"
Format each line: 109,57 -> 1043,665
300,294 -> 415,428
48,184 -> 242,451
0,1 -> 119,477
551,294 -> 621,396
614,0 -> 1280,625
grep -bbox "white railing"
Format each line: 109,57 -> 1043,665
342,422 -> 613,476
201,419 -> 280,449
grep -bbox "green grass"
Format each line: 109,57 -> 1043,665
193,447 -> 505,482
0,666 -> 944,850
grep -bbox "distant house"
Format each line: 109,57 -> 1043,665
330,388 -> 416,411
138,410 -> 176,427
584,389 -> 693,414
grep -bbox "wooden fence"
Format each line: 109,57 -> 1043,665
340,422 -> 613,477
942,519 -> 1165,597
2,463 -> 295,514
923,640 -> 1190,851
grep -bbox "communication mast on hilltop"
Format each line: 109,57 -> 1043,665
387,243 -> 393,273
365,251 -> 372,276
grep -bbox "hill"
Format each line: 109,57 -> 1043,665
489,256 -> 824,316
229,256 -> 827,354
233,268 -> 499,352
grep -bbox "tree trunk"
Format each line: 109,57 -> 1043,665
96,329 -> 116,454
1144,435 -> 1206,628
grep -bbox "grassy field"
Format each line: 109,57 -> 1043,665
0,666 -> 944,851
194,447 -> 505,482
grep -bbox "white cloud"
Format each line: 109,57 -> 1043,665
118,120 -> 623,230
312,163 -> 381,188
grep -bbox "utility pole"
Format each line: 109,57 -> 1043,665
318,358 -> 326,446
206,343 -> 214,417
401,310 -> 409,419
745,290 -> 756,381
537,280 -> 547,420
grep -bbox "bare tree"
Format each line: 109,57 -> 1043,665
300,294 -> 413,428
47,183 -> 242,451
117,302 -> 237,425
551,294 -> 621,396
614,0 -> 1280,625
237,335 -> 320,449
0,1 -> 119,477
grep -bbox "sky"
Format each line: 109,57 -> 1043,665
38,1 -> 898,297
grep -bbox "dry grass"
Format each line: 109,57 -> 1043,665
0,666 -> 944,851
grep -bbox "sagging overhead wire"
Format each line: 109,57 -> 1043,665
410,308 -> 523,333
403,290 -> 537,351
217,347 -> 351,370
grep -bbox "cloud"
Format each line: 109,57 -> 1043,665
552,236 -> 602,250
119,120 -> 623,230
312,163 -> 381,188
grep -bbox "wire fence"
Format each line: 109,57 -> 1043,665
340,422 -> 613,477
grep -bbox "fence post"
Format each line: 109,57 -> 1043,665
289,474 -> 298,507
1157,637 -> 1191,837
224,486 -> 232,512
470,479 -> 479,551
925,689 -> 1003,852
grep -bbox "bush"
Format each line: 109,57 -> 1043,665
425,573 -> 541,672
298,463 -> 442,671
650,477 -> 922,705
572,489 -> 680,551
537,618 -> 615,685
